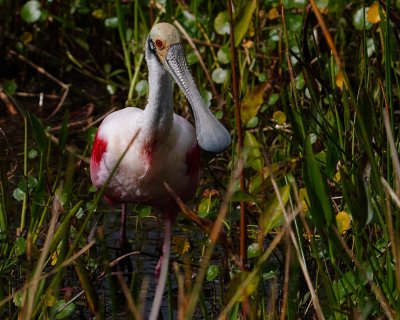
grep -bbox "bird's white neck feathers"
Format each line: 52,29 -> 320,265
143,58 -> 174,141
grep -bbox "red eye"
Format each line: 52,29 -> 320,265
155,39 -> 164,49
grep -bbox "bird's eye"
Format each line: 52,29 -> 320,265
155,39 -> 164,49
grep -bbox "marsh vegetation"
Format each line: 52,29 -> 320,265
1,0 -> 400,319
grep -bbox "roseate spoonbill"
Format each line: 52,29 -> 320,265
90,22 -> 231,319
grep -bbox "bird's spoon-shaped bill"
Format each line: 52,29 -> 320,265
164,43 -> 231,154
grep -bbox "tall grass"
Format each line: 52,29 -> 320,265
0,0 -> 399,319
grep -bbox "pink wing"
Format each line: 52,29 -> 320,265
90,130 -> 107,186
185,142 -> 200,186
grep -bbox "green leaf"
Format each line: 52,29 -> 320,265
92,8 -> 106,19
206,265 -> 219,281
15,237 -> 26,255
139,206 -> 152,218
268,93 -> 279,106
29,113 -> 48,152
13,291 -> 23,307
342,168 -> 369,230
240,83 -> 268,124
42,294 -> 57,307
86,127 -> 97,145
73,257 -> 99,313
263,271 -> 277,281
126,27 -> 134,42
245,116 -> 259,128
217,47 -> 231,64
28,149 -> 38,159
13,188 -> 25,201
212,68 -> 228,84
21,0 -> 42,23
331,270 -> 369,304
261,184 -> 290,234
234,0 -> 257,47
135,80 -> 149,97
106,83 -> 116,95
103,63 -> 112,74
55,185 -> 68,206
52,300 -> 75,319
214,11 -> 230,35
198,196 -> 213,218
27,175 -> 38,190
49,201 -> 83,253
105,16 -> 119,28
247,243 -> 259,258
200,90 -> 212,108
285,13 -> 303,32
353,7 -> 372,31
31,175 -> 45,219
186,51 -> 198,65
39,9 -> 49,22
366,38 -> 375,57
243,131 -> 263,171
302,138 -> 334,226
214,110 -> 223,119
295,72 -> 305,90
17,179 -> 27,192
269,28 -> 281,42
272,111 -> 287,125
2,80 -> 17,95
73,37 -> 89,51
230,190 -> 255,202
328,0 -> 347,11
282,0 -> 307,8
325,140 -> 338,179
316,0 -> 329,9
224,272 -> 258,304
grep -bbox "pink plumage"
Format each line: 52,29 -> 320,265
90,109 -> 200,209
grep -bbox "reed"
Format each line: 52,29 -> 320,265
0,0 -> 399,318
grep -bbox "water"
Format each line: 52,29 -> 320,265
102,207 -> 216,319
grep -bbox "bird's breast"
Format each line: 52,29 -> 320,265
91,109 -> 199,207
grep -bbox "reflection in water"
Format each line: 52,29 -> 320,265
102,209 -> 217,319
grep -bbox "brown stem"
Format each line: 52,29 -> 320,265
227,0 -> 247,270
227,0 -> 248,318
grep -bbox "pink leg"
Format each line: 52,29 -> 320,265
116,203 -> 133,273
149,216 -> 172,320
119,203 -> 128,247
155,255 -> 163,279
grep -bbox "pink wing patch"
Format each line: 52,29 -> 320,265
90,131 -> 107,185
142,140 -> 157,166
91,131 -> 107,164
186,143 -> 200,180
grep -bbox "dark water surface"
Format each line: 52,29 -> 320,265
102,208 -> 221,319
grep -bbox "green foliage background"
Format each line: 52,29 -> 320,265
1,0 -> 400,319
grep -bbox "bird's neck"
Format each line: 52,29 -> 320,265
143,62 -> 174,141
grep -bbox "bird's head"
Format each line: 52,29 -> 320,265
146,22 -> 231,154
147,22 -> 181,64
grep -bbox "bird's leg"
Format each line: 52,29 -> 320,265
115,203 -> 133,273
149,216 -> 172,320
119,203 -> 128,248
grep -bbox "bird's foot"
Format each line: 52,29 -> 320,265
117,234 -> 131,252
114,236 -> 134,274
